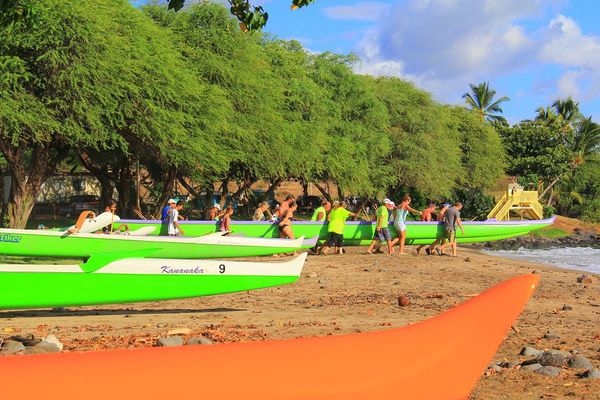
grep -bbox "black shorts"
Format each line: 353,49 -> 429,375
327,232 -> 344,247
278,224 -> 289,233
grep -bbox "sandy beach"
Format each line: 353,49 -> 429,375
1,246 -> 599,399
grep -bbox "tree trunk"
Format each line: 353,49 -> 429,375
230,175 -> 254,217
177,175 -> 201,198
7,189 -> 36,228
265,178 -> 282,203
547,187 -> 554,207
301,179 -> 308,196
79,151 -> 115,209
0,141 -> 66,228
152,166 -> 177,218
0,164 -> 6,227
115,160 -> 134,218
312,181 -> 333,203
539,176 -> 561,202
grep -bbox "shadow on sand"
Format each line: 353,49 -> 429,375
0,307 -> 245,319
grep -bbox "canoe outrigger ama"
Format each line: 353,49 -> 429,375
112,216 -> 557,245
0,228 -> 317,259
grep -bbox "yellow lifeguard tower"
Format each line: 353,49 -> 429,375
487,183 -> 544,221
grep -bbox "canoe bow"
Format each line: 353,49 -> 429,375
0,274 -> 539,400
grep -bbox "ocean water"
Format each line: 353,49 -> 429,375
483,247 -> 600,274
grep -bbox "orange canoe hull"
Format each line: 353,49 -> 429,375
0,274 -> 539,400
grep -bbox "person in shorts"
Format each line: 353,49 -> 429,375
366,198 -> 395,255
319,201 -> 356,255
437,202 -> 464,257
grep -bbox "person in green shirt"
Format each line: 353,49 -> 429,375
310,199 -> 331,222
366,198 -> 395,255
309,199 -> 331,253
319,201 -> 356,255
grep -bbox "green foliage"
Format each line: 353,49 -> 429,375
166,0 -> 315,31
451,187 -> 495,220
499,120 -> 573,185
0,0 -> 36,28
370,77 -> 457,197
307,54 -> 391,196
447,107 -> 506,190
542,205 -> 556,219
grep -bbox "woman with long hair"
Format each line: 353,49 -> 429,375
278,201 -> 297,240
391,194 -> 421,255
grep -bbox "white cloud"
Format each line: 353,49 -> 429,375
349,0 -> 600,112
322,2 -> 391,22
538,15 -> 600,102
354,0 -> 545,102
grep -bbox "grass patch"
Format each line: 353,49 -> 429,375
529,226 -> 569,238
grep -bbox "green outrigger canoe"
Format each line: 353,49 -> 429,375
112,216 -> 556,246
0,253 -> 307,309
0,228 -> 316,259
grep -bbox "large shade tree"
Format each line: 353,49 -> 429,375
0,0 -> 227,226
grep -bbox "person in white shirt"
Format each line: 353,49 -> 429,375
167,199 -> 185,236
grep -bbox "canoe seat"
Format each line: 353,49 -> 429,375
68,211 -> 96,233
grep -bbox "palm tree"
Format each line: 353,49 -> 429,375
572,116 -> 600,167
534,106 -> 557,122
551,97 -> 580,124
462,82 -> 510,123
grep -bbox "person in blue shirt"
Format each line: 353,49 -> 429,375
162,199 -> 176,221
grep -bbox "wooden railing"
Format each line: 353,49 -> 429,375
487,190 -> 543,220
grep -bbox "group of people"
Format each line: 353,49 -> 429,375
157,194 -> 465,257
366,196 -> 464,257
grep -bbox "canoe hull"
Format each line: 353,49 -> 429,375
0,254 -> 306,309
0,274 -> 539,399
113,217 -> 556,245
0,229 -> 312,259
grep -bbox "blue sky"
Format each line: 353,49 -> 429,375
259,0 -> 600,124
138,1 -> 600,124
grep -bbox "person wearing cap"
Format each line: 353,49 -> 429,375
427,202 -> 451,255
415,202 -> 438,254
208,203 -> 221,221
390,194 -> 422,256
437,202 -> 464,257
252,201 -> 272,221
161,199 -> 176,221
167,199 -> 185,236
366,198 -> 395,255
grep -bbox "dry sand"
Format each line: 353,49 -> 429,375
1,246 -> 599,399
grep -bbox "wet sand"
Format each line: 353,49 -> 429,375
1,246 -> 599,399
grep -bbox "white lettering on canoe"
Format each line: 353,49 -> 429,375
0,234 -> 22,243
